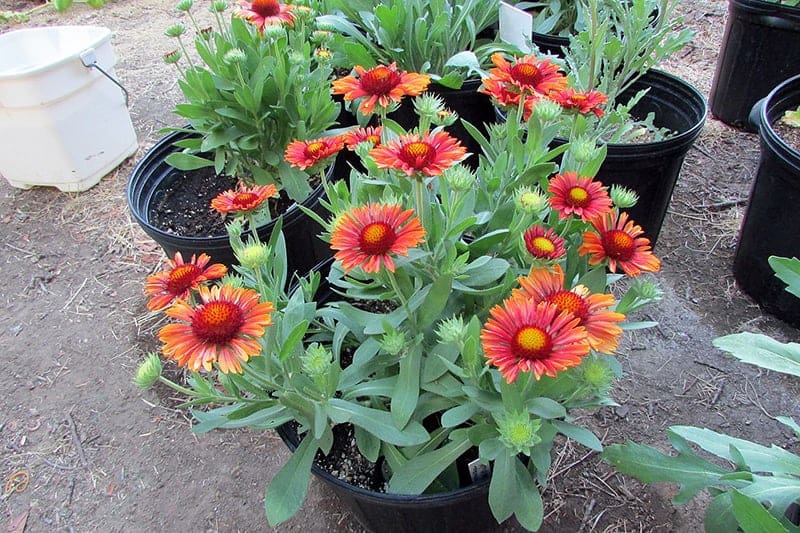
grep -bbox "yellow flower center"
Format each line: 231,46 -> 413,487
531,236 -> 555,255
547,290 -> 589,321
602,229 -> 636,261
305,141 -> 325,156
359,221 -> 396,255
567,186 -> 589,207
514,326 -> 552,360
167,264 -> 201,294
192,301 -> 245,344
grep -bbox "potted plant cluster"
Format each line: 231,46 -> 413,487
126,0 -> 347,271
733,73 -> 800,327
135,59 -> 666,531
709,0 -> 800,130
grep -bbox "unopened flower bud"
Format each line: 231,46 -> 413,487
164,23 -> 186,38
609,185 -> 638,209
436,316 -> 466,344
579,356 -> 616,395
210,0 -> 228,12
315,21 -> 335,32
496,411 -> 542,456
442,165 -> 475,193
175,0 -> 192,12
301,343 -> 332,378
223,274 -> 245,288
380,329 -> 407,356
312,29 -> 332,44
414,94 -> 450,123
163,49 -> 182,64
199,26 -> 214,40
134,353 -> 163,390
514,187 -> 548,214
223,48 -> 246,65
570,136 -> 601,163
237,243 -> 271,270
533,99 -> 563,122
288,51 -> 306,66
262,24 -> 286,41
632,279 -> 662,301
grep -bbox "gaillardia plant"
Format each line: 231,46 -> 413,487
136,69 -> 663,530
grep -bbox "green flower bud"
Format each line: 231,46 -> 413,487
175,0 -> 192,12
262,24 -> 286,41
414,94 -> 447,120
380,329 -> 407,356
533,99 -> 562,122
163,49 -> 182,65
496,411 -> 542,456
315,21 -> 335,32
301,343 -> 332,378
164,23 -> 186,38
632,278 -> 663,301
436,316 -> 466,345
570,136 -> 601,163
312,29 -> 332,44
223,274 -> 245,288
198,26 -> 214,41
223,48 -> 247,65
237,243 -> 271,270
287,51 -> 306,67
442,165 -> 475,193
210,0 -> 228,13
134,353 -> 163,390
579,356 -> 616,395
514,187 -> 548,214
609,185 -> 639,209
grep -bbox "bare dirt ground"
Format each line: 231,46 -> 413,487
1,1 -> 799,532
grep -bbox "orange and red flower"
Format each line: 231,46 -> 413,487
370,130 -> 467,177
513,266 -> 626,354
210,183 -> 278,216
284,136 -> 344,171
331,64 -> 430,115
550,88 -> 608,117
330,203 -> 426,274
485,53 -> 568,97
158,284 -> 274,374
548,172 -> 613,221
523,225 -> 566,260
144,252 -> 228,311
579,211 -> 661,276
236,0 -> 294,31
481,298 -> 590,383
342,126 -> 382,150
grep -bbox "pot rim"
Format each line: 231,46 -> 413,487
759,73 -> 800,173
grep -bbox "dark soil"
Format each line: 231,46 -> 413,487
773,120 -> 800,154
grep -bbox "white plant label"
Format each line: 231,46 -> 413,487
498,2 -> 533,53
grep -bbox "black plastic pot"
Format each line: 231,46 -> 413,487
709,0 -> 800,131
388,78 -> 496,168
553,69 -> 707,247
126,130 -> 338,275
733,74 -> 800,327
275,423 -> 500,533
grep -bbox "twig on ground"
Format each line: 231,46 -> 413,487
67,412 -> 89,469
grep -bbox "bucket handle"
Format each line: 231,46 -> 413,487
79,48 -> 129,107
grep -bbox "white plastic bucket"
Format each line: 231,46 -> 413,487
0,26 -> 138,192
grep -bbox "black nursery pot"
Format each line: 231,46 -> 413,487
709,0 -> 800,131
388,79 -> 496,169
275,423 -> 499,533
733,74 -> 800,328
126,130 -> 339,276
555,69 -> 707,247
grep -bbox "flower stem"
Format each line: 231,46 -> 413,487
414,177 -> 426,229
386,270 -> 416,330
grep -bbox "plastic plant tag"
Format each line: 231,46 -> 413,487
498,2 -> 532,53
468,458 -> 491,483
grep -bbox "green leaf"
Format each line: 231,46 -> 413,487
387,432 -> 472,494
53,0 -> 73,11
392,345 -> 422,429
512,456 -> 544,531
776,416 -> 800,439
730,489 -> 788,533
527,397 -> 567,420
713,332 -> 800,378
489,452 -> 518,522
265,429 -> 331,526
354,425 -> 381,463
278,320 -> 309,362
164,152 -> 214,171
415,274 -> 453,330
552,420 -> 603,452
441,402 -> 479,428
326,398 -> 429,446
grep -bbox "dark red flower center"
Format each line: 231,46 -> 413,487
192,301 -> 245,344
233,192 -> 260,208
567,186 -> 590,207
360,66 -> 401,96
359,222 -> 396,255
602,229 -> 636,261
514,326 -> 553,360
547,290 -> 589,321
252,0 -> 280,17
510,63 -> 541,86
399,141 -> 435,169
167,264 -> 202,294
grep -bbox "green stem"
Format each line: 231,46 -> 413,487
386,270 -> 416,331
413,177 -> 426,229
158,375 -> 200,397
587,0 -> 599,92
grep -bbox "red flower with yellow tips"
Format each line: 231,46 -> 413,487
331,64 -> 430,115
236,0 -> 294,31
579,211 -> 661,276
342,126 -> 383,150
144,252 -> 228,311
486,53 -> 568,97
523,225 -> 566,260
158,285 -> 274,374
548,172 -> 613,221
370,130 -> 467,177
513,265 -> 626,354
481,298 -> 590,383
550,88 -> 608,117
284,136 -> 344,171
210,183 -> 278,216
330,203 -> 426,274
